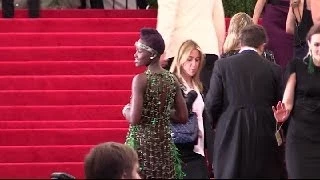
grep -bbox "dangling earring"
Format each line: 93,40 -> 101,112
308,54 -> 315,74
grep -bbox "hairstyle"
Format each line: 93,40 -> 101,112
223,12 -> 254,53
306,24 -> 320,42
84,142 -> 139,179
139,28 -> 165,56
169,40 -> 204,92
239,24 -> 267,48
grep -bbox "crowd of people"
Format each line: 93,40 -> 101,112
123,0 -> 320,179
5,0 -> 320,179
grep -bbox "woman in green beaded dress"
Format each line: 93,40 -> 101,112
122,28 -> 188,179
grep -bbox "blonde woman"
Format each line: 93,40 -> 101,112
222,12 -> 276,64
170,40 -> 213,179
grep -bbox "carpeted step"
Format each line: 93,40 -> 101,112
0,61 -> 143,75
0,46 -> 135,61
0,32 -> 139,47
0,18 -> 157,33
0,105 -> 124,121
0,90 -> 131,105
0,9 -> 157,18
0,162 -> 84,179
0,145 -> 94,163
0,120 -> 128,129
0,75 -> 133,90
0,128 -> 127,146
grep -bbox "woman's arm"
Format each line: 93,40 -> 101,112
212,0 -> 226,55
253,0 -> 267,24
311,0 -> 320,24
286,7 -> 296,34
123,74 -> 146,125
282,73 -> 296,112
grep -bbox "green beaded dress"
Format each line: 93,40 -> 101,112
125,70 -> 184,179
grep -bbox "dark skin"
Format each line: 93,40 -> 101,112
123,39 -> 188,125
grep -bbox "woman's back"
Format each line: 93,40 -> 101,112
126,70 -> 183,179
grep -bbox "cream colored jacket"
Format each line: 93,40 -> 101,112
157,0 -> 226,59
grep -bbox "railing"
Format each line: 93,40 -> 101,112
110,0 -> 148,9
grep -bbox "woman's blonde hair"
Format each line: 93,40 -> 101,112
169,40 -> 205,92
223,12 -> 254,53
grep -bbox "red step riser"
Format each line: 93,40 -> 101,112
0,61 -> 143,75
0,75 -> 134,90
0,128 -> 127,146
0,105 -> 124,121
0,18 -> 157,33
0,90 -> 131,106
0,33 -> 139,47
0,120 -> 129,129
0,145 -> 93,163
0,46 -> 135,61
0,163 -> 84,179
0,9 -> 158,18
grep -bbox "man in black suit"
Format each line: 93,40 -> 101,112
2,0 -> 40,18
205,24 -> 285,178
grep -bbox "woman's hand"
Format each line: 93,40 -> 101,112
122,103 -> 131,117
272,101 -> 290,123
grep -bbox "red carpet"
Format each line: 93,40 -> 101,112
0,9 -> 233,179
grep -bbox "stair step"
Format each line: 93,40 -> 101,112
0,46 -> 135,61
0,9 -> 157,18
0,145 -> 94,163
0,120 -> 128,129
0,128 -> 127,146
0,162 -> 84,179
0,32 -> 139,47
0,75 -> 134,90
0,105 -> 124,121
0,18 -> 157,33
0,61 -> 143,75
0,90 -> 131,106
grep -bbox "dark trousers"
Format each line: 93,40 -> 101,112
200,54 -> 218,97
294,43 -> 309,60
79,0 -> 104,9
163,54 -> 218,97
136,0 -> 148,9
2,0 -> 40,18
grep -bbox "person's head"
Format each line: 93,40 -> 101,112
223,12 -> 254,53
84,142 -> 140,179
170,40 -> 204,91
239,24 -> 268,55
306,24 -> 320,63
134,28 -> 165,67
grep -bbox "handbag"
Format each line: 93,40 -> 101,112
170,112 -> 199,144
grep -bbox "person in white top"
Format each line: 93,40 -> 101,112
157,0 -> 226,96
170,40 -> 214,179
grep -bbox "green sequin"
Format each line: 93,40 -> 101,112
125,70 -> 184,179
308,55 -> 316,74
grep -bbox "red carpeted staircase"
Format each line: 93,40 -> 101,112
0,9 -> 234,179
0,9 -> 157,179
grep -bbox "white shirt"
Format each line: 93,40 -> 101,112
181,79 -> 205,156
157,0 -> 226,59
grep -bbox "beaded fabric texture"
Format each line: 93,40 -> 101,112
125,70 -> 184,179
